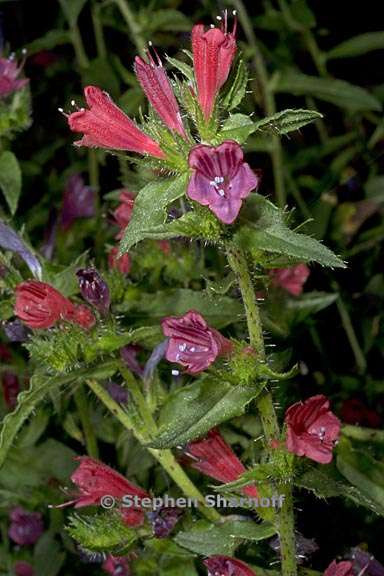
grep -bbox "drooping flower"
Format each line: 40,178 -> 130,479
107,382 -> 129,405
285,395 -> 341,464
8,507 -> 44,546
102,555 -> 131,576
185,428 -> 258,497
76,268 -> 111,315
324,560 -> 354,576
348,547 -> 384,576
61,174 -> 96,230
65,456 -> 148,527
147,506 -> 183,538
135,47 -> 186,137
204,555 -> 256,576
14,561 -> 35,576
192,12 -> 237,119
270,264 -> 310,296
113,191 -> 135,239
66,86 -> 165,158
161,310 -> 232,374
187,141 -> 259,224
2,372 -> 20,409
108,247 -> 131,274
14,281 -> 95,330
0,54 -> 28,98
0,219 -> 42,279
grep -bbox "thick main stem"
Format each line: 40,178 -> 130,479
86,379 -> 220,522
226,244 -> 297,576
74,386 -> 99,458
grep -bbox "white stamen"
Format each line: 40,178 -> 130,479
171,370 -> 180,376
210,24 -> 215,28
21,48 -> 27,55
148,40 -> 153,46
233,10 -> 237,15
216,15 -> 222,21
218,189 -> 225,197
190,347 -> 196,352
178,343 -> 187,352
71,99 -> 76,107
58,107 -> 64,113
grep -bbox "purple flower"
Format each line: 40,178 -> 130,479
142,340 -> 168,381
2,319 -> 30,342
269,532 -> 318,564
120,345 -> 144,378
187,141 -> 259,224
107,382 -> 129,405
0,54 -> 28,98
161,310 -> 232,374
147,506 -> 183,538
14,561 -> 34,576
60,174 -> 96,230
349,547 -> 384,576
9,507 -> 44,546
0,220 -> 42,279
76,268 -> 110,315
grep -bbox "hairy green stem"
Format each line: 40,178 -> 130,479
92,4 -> 107,60
226,244 -> 297,576
232,0 -> 286,208
86,379 -> 220,522
73,386 -> 99,458
114,0 -> 146,56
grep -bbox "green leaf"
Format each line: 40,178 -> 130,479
217,113 -> 256,144
34,532 -> 66,576
149,377 -> 265,449
67,511 -> 137,554
286,291 -> 338,321
327,32 -> 384,60
142,9 -> 191,33
59,0 -> 87,24
166,56 -> 195,83
222,60 -> 249,111
119,175 -> 188,253
336,439 -> 384,516
254,109 -> 323,135
0,361 -> 118,469
275,72 -> 382,112
0,151 -> 22,215
25,29 -> 71,54
235,195 -> 345,268
365,176 -> 384,201
174,519 -> 276,556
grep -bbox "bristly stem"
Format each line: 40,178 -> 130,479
73,386 -> 99,459
226,243 -> 297,576
86,379 -> 220,522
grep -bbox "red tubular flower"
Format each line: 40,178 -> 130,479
103,555 -> 131,575
192,12 -> 237,120
67,86 -> 165,158
161,310 -> 232,374
285,395 -> 341,464
66,457 -> 149,527
324,560 -> 354,576
134,48 -> 186,137
185,428 -> 258,497
15,281 -> 95,330
108,247 -> 131,274
204,555 -> 256,576
270,264 -> 310,296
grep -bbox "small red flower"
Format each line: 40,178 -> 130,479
108,247 -> 131,274
204,555 -> 256,576
0,54 -> 28,98
270,264 -> 310,296
66,457 -> 149,527
192,12 -> 237,120
161,310 -> 232,374
324,560 -> 354,576
185,428 -> 258,497
113,191 -> 135,239
14,561 -> 34,576
14,281 -> 95,330
285,395 -> 341,464
67,86 -> 165,158
102,555 -> 131,576
135,48 -> 186,137
9,507 -> 44,546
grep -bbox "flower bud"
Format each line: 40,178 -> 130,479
76,268 -> 110,315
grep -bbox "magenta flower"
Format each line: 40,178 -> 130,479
204,555 -> 256,576
60,174 -> 96,230
0,54 -> 28,98
2,371 -> 20,409
161,310 -> 232,374
76,268 -> 111,316
14,561 -> 34,576
66,86 -> 165,158
192,13 -> 237,119
135,48 -> 186,137
185,428 -> 258,497
148,506 -> 183,538
187,141 -> 259,224
102,555 -> 131,576
324,561 -> 354,576
270,264 -> 310,296
8,507 -> 44,546
285,395 -> 341,464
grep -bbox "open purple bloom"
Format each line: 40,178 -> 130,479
0,54 -> 28,98
147,506 -> 183,538
61,174 -> 96,230
76,268 -> 110,315
2,319 -> 30,342
349,547 -> 384,576
9,507 -> 44,546
0,220 -> 42,279
187,141 -> 259,224
161,310 -> 232,374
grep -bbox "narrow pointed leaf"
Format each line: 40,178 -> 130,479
327,32 -> 384,60
0,151 -> 22,215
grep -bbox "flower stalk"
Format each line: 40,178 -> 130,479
225,243 -> 297,576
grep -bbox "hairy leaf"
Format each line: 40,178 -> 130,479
0,151 -> 22,215
253,109 -> 323,135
